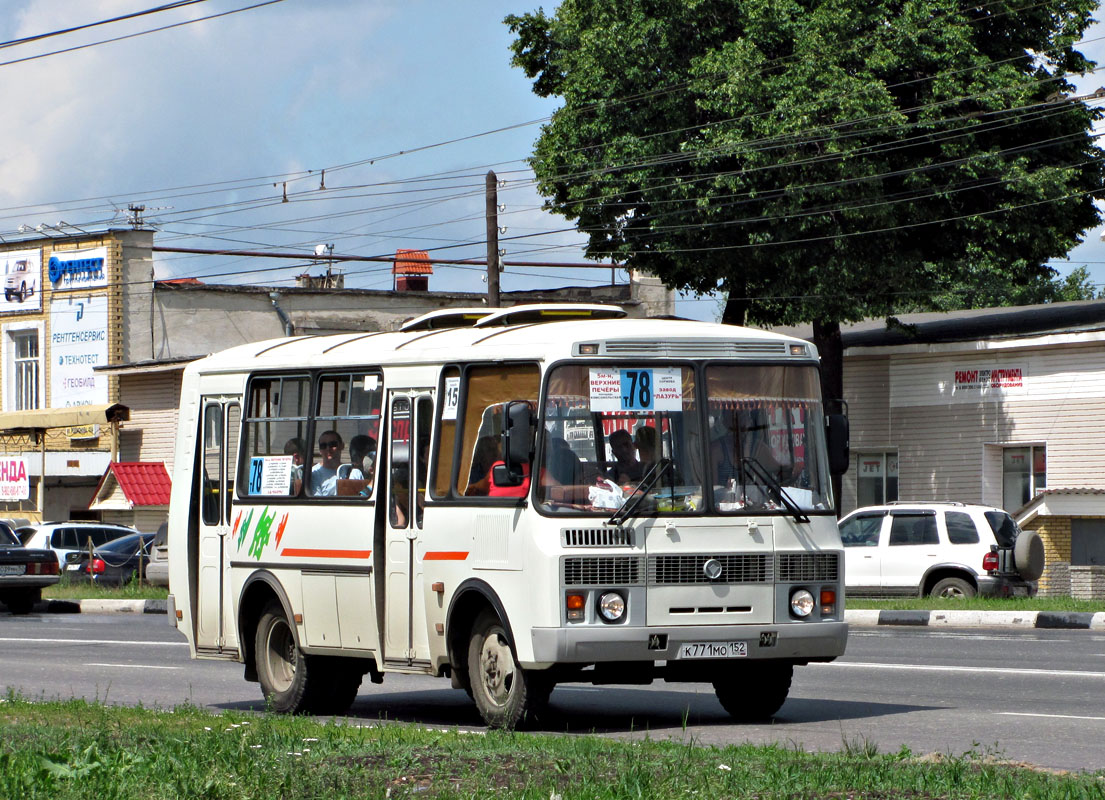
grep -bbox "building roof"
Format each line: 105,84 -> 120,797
1015,488 -> 1105,526
393,248 -> 434,275
90,462 -> 172,510
767,299 -> 1105,349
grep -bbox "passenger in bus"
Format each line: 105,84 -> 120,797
546,436 -> 583,485
346,434 -> 376,481
311,430 -> 363,496
606,429 -> 643,484
283,437 -> 307,494
634,425 -> 661,473
465,436 -> 501,496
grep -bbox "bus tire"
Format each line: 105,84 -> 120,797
255,600 -> 312,713
467,610 -> 549,729
713,663 -> 792,721
310,658 -> 363,715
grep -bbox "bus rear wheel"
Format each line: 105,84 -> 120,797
713,663 -> 792,721
467,611 -> 550,729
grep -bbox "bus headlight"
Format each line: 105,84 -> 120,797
598,591 -> 626,622
790,589 -> 815,618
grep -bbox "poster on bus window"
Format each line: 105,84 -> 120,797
0,250 -> 41,313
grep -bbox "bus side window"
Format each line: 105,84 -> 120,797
450,364 -> 540,498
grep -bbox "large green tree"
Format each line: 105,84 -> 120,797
506,0 -> 1105,401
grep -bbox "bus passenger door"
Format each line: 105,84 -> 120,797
195,399 -> 240,654
383,392 -> 433,666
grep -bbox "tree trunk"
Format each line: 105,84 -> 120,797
720,292 -> 748,326
812,318 -> 845,512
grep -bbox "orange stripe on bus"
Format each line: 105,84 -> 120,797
423,551 -> 469,561
279,549 -> 372,559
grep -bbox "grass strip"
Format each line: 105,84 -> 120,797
0,694 -> 1101,798
846,596 -> 1104,613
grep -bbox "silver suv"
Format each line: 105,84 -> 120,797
838,502 -> 1044,598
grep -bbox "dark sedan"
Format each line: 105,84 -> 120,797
74,532 -> 156,586
0,523 -> 59,614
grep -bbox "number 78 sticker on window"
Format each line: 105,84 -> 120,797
589,367 -> 682,411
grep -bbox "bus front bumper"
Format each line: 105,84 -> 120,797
528,620 -> 847,666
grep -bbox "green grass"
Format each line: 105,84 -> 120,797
845,596 -> 1104,613
0,694 -> 1100,798
43,574 -> 168,602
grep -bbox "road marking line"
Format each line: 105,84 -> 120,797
85,663 -> 182,670
817,661 -> 1105,679
998,712 -> 1105,721
0,637 -> 187,646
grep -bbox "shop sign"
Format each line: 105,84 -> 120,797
47,247 -> 108,291
50,296 -> 109,407
0,457 -> 29,500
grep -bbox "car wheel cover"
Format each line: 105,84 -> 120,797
477,629 -> 515,708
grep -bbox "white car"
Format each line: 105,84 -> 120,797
17,522 -> 139,574
3,259 -> 36,302
838,502 -> 1044,598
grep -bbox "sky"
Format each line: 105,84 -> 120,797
2,0 -> 1105,324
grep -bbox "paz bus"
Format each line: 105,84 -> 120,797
166,303 -> 850,728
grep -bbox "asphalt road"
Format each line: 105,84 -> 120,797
2,613 -> 1103,772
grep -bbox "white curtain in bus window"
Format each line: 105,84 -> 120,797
704,365 -> 832,512
310,372 -> 382,499
242,375 -> 310,498
538,364 -> 702,514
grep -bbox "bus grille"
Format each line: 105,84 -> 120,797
776,552 -> 840,582
562,527 -> 634,547
562,556 -> 644,586
648,554 -> 772,585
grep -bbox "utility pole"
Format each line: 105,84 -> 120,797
485,171 -> 500,307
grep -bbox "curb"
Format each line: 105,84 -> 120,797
845,609 -> 1105,630
40,598 -> 167,615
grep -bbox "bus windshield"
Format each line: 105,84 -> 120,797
535,362 -> 833,516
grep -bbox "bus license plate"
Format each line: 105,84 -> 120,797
678,641 -> 747,659
0,564 -> 25,576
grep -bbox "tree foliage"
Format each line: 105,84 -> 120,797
506,0 -> 1105,398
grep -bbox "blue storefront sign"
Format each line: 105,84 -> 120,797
48,247 -> 108,290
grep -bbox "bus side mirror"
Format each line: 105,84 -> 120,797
827,413 -> 850,476
496,401 -> 533,487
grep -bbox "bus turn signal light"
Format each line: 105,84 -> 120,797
820,589 -> 836,616
566,593 -> 585,621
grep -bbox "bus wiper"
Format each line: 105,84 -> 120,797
607,458 -> 673,527
740,457 -> 810,524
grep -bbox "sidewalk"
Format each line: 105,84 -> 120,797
845,608 -> 1105,630
41,598 -> 168,614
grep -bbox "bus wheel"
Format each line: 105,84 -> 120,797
713,663 -> 792,721
255,600 -> 310,713
467,611 -> 548,729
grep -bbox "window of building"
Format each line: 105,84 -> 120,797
1002,445 -> 1045,512
3,323 -> 43,411
856,451 -> 897,507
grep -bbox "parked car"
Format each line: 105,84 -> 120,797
73,532 -> 156,586
838,502 -> 1045,598
0,522 -> 59,614
18,522 -> 140,576
144,522 -> 169,588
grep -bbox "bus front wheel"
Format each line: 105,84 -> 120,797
467,611 -> 551,729
713,663 -> 792,721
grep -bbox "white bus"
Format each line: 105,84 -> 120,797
167,303 -> 850,728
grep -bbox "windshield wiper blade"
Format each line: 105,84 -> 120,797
740,457 -> 809,524
607,458 -> 673,527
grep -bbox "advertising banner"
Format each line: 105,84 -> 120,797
0,249 -> 42,313
0,457 -> 29,500
47,247 -> 108,292
951,364 -> 1027,398
50,295 -> 109,407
